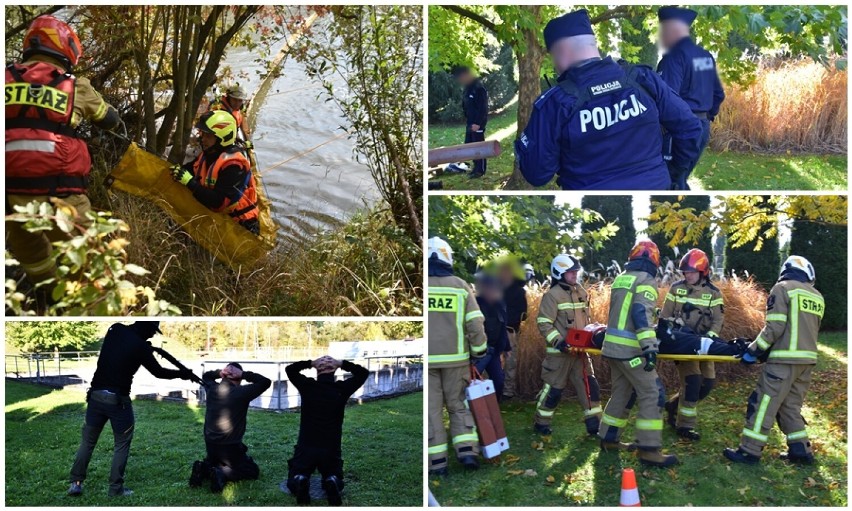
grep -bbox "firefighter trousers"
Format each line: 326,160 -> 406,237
428,366 -> 478,471
6,194 -> 92,285
739,363 -> 813,457
502,329 -> 519,398
535,352 -> 601,427
598,358 -> 666,449
669,361 -> 716,429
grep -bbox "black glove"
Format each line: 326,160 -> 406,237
554,340 -> 570,353
643,351 -> 658,372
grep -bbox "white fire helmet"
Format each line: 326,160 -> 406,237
428,237 -> 453,265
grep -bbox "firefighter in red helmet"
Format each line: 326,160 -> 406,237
6,15 -> 120,289
660,249 -> 724,441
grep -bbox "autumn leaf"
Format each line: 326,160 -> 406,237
804,477 -> 817,488
738,486 -> 750,496
523,469 -> 538,477
507,469 -> 524,476
545,475 -> 556,485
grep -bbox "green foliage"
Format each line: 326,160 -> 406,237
5,322 -> 101,354
428,195 -> 617,280
429,5 -> 848,83
297,5 -> 423,244
789,221 -> 847,329
580,196 -> 635,275
648,195 -> 713,263
5,201 -> 180,316
725,234 -> 780,288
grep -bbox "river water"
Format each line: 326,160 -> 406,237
219,19 -> 379,242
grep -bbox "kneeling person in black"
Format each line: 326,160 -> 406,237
68,322 -> 196,497
285,356 -> 369,506
189,363 -> 271,492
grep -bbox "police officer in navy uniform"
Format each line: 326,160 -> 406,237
657,6 -> 725,190
453,66 -> 489,178
515,9 -> 702,190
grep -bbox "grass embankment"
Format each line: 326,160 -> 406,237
430,332 -> 847,506
5,382 -> 422,506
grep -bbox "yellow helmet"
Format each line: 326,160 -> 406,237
196,110 -> 237,147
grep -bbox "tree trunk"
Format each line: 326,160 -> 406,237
505,5 -> 544,190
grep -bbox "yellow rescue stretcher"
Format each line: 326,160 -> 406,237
577,348 -> 739,363
107,143 -> 277,270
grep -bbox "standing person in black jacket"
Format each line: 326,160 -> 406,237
68,322 -> 196,497
474,273 -> 510,400
285,356 -> 370,506
499,262 -> 529,400
453,66 -> 489,178
189,363 -> 271,493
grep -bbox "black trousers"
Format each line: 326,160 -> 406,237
287,444 -> 344,488
69,394 -> 135,494
206,441 -> 260,482
464,129 -> 486,175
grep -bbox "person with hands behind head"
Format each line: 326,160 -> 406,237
170,110 -> 260,235
598,241 -> 678,468
68,322 -> 197,498
189,362 -> 271,493
285,355 -> 369,506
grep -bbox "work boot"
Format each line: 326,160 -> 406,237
67,481 -> 83,497
459,455 -> 479,471
533,423 -> 553,435
676,427 -> 701,441
189,460 -> 208,488
429,467 -> 449,478
287,475 -> 311,505
664,399 -> 678,429
323,475 -> 343,506
638,449 -> 680,467
468,171 -> 484,179
723,447 -> 760,465
780,442 -> 815,465
584,416 -> 600,436
600,439 -> 631,452
209,466 -> 226,493
108,487 -> 134,497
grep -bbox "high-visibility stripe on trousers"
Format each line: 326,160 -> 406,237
428,366 -> 479,470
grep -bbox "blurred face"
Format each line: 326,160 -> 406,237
659,20 -> 686,50
562,270 -> 579,285
227,96 -> 244,110
480,284 -> 503,303
498,265 -> 514,286
454,71 -> 473,86
683,271 -> 700,285
200,131 -> 218,150
550,39 -> 572,75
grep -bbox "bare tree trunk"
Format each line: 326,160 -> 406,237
505,6 -> 544,190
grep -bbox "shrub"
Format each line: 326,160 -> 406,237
514,277 -> 768,400
649,195 -> 714,264
724,235 -> 780,289
712,58 -> 847,154
789,220 -> 847,329
581,196 -> 635,277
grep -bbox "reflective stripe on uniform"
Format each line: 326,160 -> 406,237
546,330 -> 560,343
452,433 -> 478,445
602,414 -> 628,428
743,394 -> 771,442
603,333 -> 640,348
584,406 -> 603,416
5,140 -> 56,153
429,286 -> 470,362
786,289 -> 825,352
678,406 -> 697,417
470,341 -> 487,355
636,329 -> 656,341
707,330 -> 719,338
537,317 -> 554,324
557,302 -> 586,310
428,353 -> 470,364
465,310 -> 484,322
537,409 -> 555,417
635,419 -> 663,430
545,347 -> 561,354
765,313 -> 787,322
755,336 -> 771,350
710,298 -> 724,307
636,285 -> 658,299
787,430 -> 808,440
428,444 -> 448,455
768,350 -> 817,360
537,384 -> 551,410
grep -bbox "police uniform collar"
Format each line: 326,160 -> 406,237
673,35 -> 694,49
557,56 -> 606,82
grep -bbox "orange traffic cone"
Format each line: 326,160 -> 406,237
619,468 -> 641,507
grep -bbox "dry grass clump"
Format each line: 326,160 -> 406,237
712,58 -> 847,154
514,278 -> 769,400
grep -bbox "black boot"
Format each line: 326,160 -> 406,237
189,460 -> 209,488
584,416 -> 600,436
287,475 -> 311,505
209,466 -> 226,493
323,475 -> 343,506
459,455 -> 479,471
723,447 -> 760,465
780,442 -> 815,465
676,427 -> 701,441
67,481 -> 83,497
664,399 -> 678,429
533,423 -> 552,435
429,467 -> 449,478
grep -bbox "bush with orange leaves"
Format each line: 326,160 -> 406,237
711,58 -> 847,154
513,277 -> 769,400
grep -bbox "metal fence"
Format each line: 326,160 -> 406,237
4,351 -> 100,385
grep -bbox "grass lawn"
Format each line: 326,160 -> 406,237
430,332 -> 847,506
428,106 -> 847,191
5,383 -> 422,507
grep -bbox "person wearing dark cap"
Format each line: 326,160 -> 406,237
515,9 -> 702,190
657,6 -> 725,190
189,363 -> 271,493
68,322 -> 197,497
452,66 -> 489,178
285,355 -> 369,506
